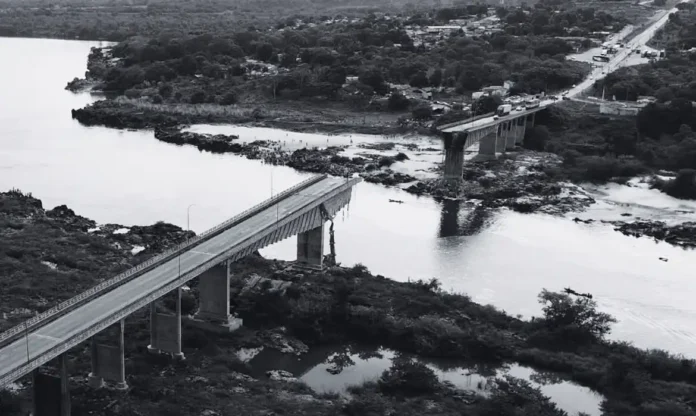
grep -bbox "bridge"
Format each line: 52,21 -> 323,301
436,99 -> 554,180
0,174 -> 361,416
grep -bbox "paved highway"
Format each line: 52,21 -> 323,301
442,3 -> 689,134
0,176 -> 355,387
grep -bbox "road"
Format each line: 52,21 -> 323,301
0,176 -> 355,387
569,1 -> 691,98
442,3 -> 687,133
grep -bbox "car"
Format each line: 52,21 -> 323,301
515,106 -> 524,111
562,96 -> 571,101
561,91 -> 568,96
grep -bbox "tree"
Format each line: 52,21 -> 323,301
144,62 -> 176,82
220,92 -> 237,105
429,69 -> 443,87
661,169 -> 696,199
255,43 -> 274,62
190,90 -> 206,104
412,105 -> 433,120
388,92 -> 410,111
655,87 -> 674,103
524,125 -> 550,151
472,95 -> 502,116
537,289 -> 617,342
359,68 -> 389,95
409,71 -> 429,88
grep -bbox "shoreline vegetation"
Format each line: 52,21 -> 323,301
1,190 -> 696,416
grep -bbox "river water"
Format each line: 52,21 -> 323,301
1,38 -> 695,361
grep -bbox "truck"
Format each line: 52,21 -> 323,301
496,104 -> 512,116
525,98 -> 540,109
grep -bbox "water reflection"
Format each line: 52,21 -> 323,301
245,345 -> 602,416
439,200 -> 494,238
439,199 -> 461,238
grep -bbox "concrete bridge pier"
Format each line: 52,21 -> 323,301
297,224 -> 325,269
526,112 -> 535,129
515,117 -> 527,145
443,132 -> 466,181
495,123 -> 508,153
148,287 -> 184,360
88,319 -> 127,390
478,131 -> 497,158
192,261 -> 243,332
33,354 -> 70,416
505,120 -> 518,150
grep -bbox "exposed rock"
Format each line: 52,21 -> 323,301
257,328 -> 309,356
609,220 -> 696,248
241,274 -> 292,295
405,152 -> 595,215
266,370 -> 298,383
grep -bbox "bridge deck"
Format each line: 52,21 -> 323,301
0,176 -> 358,387
440,100 -> 552,133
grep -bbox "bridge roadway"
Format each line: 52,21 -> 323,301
0,174 -> 359,388
441,100 -> 554,134
441,1 -> 691,135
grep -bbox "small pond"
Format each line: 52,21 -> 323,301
243,345 -> 603,416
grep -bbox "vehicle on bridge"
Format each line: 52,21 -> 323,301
496,104 -> 512,116
524,98 -> 540,109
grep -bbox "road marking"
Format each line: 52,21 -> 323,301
32,333 -> 61,342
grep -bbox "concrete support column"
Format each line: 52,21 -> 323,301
195,261 -> 231,323
88,319 -> 127,390
478,132 -> 497,158
443,132 -> 466,181
297,224 -> 324,269
526,112 -> 535,129
516,118 -> 527,145
33,354 -> 70,416
506,120 -> 517,150
148,288 -> 184,360
495,122 -> 507,153
191,261 -> 243,332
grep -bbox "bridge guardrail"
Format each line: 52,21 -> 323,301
0,174 -> 327,348
437,111 -> 495,132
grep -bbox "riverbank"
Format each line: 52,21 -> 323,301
1,190 -> 696,416
70,105 -> 600,214
70,102 -> 696,248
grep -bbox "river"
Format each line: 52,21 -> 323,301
1,37 -> 695,362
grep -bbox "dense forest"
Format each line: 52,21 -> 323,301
75,0 -> 618,111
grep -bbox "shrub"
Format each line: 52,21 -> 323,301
220,92 -> 237,105
190,90 -> 206,104
378,156 -> 396,167
158,83 -> 173,98
537,289 -> 617,344
388,92 -> 410,111
661,169 -> 696,200
124,89 -> 142,99
412,105 -> 433,120
394,152 -> 409,162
